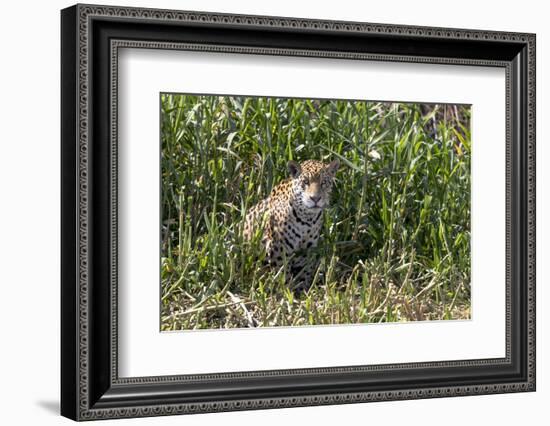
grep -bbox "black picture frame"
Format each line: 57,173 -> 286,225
61,4 -> 536,421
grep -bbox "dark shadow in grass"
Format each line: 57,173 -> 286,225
36,400 -> 59,415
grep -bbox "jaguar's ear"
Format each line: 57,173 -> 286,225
326,159 -> 340,176
288,160 -> 302,178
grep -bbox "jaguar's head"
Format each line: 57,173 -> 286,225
288,159 -> 340,210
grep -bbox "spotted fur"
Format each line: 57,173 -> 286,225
243,159 -> 340,290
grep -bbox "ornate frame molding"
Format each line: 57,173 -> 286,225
61,4 -> 536,421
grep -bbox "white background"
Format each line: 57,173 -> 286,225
0,0 -> 547,425
119,49 -> 506,376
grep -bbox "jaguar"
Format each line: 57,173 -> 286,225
243,159 -> 340,290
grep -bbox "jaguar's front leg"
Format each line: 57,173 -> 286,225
290,235 -> 320,292
291,255 -> 320,292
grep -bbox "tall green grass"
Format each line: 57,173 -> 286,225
160,94 -> 471,330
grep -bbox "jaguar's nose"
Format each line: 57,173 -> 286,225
310,195 -> 321,204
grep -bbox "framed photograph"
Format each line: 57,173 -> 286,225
61,4 -> 536,421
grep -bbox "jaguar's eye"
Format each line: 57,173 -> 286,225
303,178 -> 310,186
